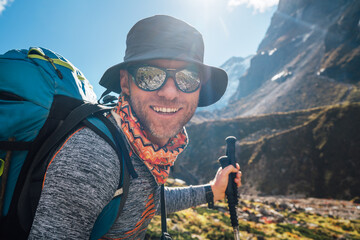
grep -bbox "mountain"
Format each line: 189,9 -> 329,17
197,56 -> 253,112
191,56 -> 252,124
220,0 -> 360,117
173,0 -> 360,200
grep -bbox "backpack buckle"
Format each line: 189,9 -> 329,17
113,188 -> 123,198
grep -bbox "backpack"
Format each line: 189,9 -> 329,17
0,47 -> 137,239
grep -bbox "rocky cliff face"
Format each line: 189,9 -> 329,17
173,0 -> 360,200
222,0 -> 360,117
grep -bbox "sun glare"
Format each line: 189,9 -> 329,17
186,0 -> 226,18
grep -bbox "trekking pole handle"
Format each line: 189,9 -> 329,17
226,136 -> 237,167
220,137 -> 238,201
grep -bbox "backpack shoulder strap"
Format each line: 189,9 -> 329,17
85,114 -> 138,179
34,103 -> 109,164
84,113 -> 137,240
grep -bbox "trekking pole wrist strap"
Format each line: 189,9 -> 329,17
205,185 -> 214,209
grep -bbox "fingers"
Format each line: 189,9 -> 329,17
211,165 -> 243,201
222,165 -> 242,187
234,171 -> 242,187
222,164 -> 240,175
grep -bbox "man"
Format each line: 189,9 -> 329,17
29,15 -> 241,239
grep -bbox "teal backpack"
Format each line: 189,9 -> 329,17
0,47 -> 137,239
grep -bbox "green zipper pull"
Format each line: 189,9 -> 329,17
43,55 -> 63,79
0,158 -> 4,176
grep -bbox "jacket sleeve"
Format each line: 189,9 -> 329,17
158,184 -> 210,214
28,127 -> 120,240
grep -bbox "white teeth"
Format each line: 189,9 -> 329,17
153,106 -> 179,113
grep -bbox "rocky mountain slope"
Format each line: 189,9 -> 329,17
192,0 -> 360,121
224,0 -> 360,117
173,102 -> 360,200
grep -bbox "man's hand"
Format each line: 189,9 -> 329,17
210,164 -> 242,201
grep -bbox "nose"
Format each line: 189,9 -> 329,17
156,76 -> 180,100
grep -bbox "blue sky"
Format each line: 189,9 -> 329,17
0,0 -> 277,97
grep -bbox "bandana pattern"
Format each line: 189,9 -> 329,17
112,95 -> 188,184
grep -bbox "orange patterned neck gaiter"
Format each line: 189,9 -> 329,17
112,94 -> 188,185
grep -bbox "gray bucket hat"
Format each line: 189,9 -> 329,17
99,15 -> 228,107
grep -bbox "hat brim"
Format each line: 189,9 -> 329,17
99,58 -> 227,107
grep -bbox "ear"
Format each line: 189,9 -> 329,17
120,69 -> 130,96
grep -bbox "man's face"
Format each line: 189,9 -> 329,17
120,59 -> 200,146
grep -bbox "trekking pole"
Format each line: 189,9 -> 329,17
219,136 -> 241,240
160,185 -> 172,240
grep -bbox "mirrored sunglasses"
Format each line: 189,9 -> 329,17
127,64 -> 201,93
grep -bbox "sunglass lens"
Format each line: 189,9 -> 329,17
176,69 -> 200,92
135,66 -> 166,91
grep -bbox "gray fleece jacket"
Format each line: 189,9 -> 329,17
28,116 -> 209,240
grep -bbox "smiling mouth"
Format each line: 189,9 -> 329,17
151,106 -> 181,113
